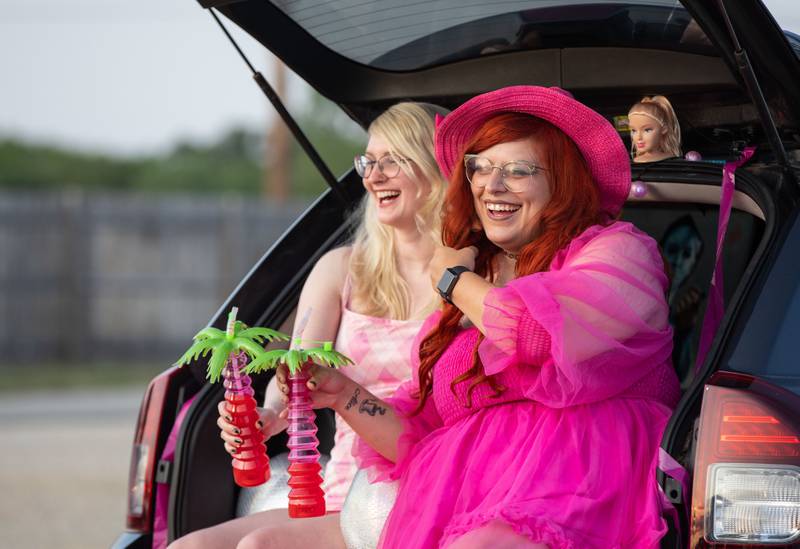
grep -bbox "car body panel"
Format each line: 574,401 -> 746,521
198,0 -> 800,137
112,1 -> 800,546
728,209 -> 800,394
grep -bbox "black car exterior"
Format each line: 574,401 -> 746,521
113,2 -> 800,547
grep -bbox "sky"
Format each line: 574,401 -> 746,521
0,0 -> 293,155
1,0 -> 798,156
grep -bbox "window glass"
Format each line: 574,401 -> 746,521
272,0 -> 713,70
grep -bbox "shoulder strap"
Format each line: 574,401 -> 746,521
341,273 -> 353,310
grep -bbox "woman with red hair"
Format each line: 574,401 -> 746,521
276,86 -> 680,548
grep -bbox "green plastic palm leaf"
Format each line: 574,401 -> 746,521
193,326 -> 226,340
235,305 -> 354,376
245,349 -> 289,374
306,340 -> 352,368
306,348 -> 353,368
250,348 -> 312,376
206,340 -> 235,383
281,349 -> 307,375
238,327 -> 289,345
173,307 -> 290,383
174,337 -> 220,368
233,337 -> 275,362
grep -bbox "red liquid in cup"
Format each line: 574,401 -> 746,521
286,362 -> 325,517
223,353 -> 270,487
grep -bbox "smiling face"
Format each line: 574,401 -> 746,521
628,113 -> 666,160
363,132 -> 431,231
470,137 -> 552,253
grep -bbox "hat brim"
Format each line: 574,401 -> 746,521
434,86 -> 630,216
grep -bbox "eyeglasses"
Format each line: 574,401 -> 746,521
353,153 -> 407,179
463,154 -> 547,193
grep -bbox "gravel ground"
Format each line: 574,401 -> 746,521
0,389 -> 143,549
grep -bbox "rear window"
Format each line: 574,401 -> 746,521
272,0 -> 715,70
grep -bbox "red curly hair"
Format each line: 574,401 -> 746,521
414,113 -> 609,413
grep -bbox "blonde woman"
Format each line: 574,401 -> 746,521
169,102 -> 448,549
628,95 -> 682,162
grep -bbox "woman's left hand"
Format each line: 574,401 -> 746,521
428,245 -> 478,289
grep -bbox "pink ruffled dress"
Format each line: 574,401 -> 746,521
354,221 -> 681,548
322,276 -> 423,510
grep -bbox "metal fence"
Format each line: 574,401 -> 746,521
0,190 -> 308,363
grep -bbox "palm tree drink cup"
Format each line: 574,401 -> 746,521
247,335 -> 352,518
223,349 -> 269,487
174,307 -> 287,488
286,354 -> 324,518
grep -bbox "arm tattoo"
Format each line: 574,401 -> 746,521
345,388 -> 360,410
358,398 -> 387,416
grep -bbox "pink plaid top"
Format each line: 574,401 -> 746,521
321,276 -> 423,510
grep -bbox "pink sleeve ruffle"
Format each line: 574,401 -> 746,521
352,312 -> 444,482
481,293 -> 552,375
480,222 -> 674,408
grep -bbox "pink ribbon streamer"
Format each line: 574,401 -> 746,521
695,147 -> 756,372
663,148 -> 754,545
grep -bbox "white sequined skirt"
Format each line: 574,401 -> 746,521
236,454 -> 396,549
340,469 -> 397,549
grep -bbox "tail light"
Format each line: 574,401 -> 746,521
126,366 -> 181,532
691,372 -> 800,546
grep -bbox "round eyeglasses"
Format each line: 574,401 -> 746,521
354,154 -> 406,179
464,154 -> 547,193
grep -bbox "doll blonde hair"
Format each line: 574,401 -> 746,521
349,102 -> 449,320
628,95 -> 681,159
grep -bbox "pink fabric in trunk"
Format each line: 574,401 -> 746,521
152,395 -> 196,549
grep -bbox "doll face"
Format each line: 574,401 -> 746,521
629,113 -> 666,157
362,132 -> 431,231
470,137 -> 552,254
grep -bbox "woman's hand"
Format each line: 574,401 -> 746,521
428,245 -> 478,289
274,362 -> 353,414
216,402 -> 285,456
276,362 -> 402,462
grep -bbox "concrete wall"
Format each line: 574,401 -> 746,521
0,190 -> 308,363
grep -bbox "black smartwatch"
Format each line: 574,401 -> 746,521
436,266 -> 471,304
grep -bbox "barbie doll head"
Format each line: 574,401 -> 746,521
628,95 -> 681,163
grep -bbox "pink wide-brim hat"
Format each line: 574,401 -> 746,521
434,85 -> 631,216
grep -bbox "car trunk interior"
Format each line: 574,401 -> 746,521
164,157 -> 777,542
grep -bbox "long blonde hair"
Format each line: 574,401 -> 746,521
349,102 -> 449,320
628,95 -> 681,159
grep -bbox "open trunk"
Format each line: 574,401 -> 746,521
165,161 -> 784,546
114,2 -> 800,547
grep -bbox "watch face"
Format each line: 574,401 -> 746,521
436,269 -> 456,298
436,266 -> 470,303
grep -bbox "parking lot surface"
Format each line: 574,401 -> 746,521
0,389 -> 142,549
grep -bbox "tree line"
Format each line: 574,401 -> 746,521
0,100 -> 365,197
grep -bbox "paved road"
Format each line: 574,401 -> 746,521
0,388 -> 144,549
